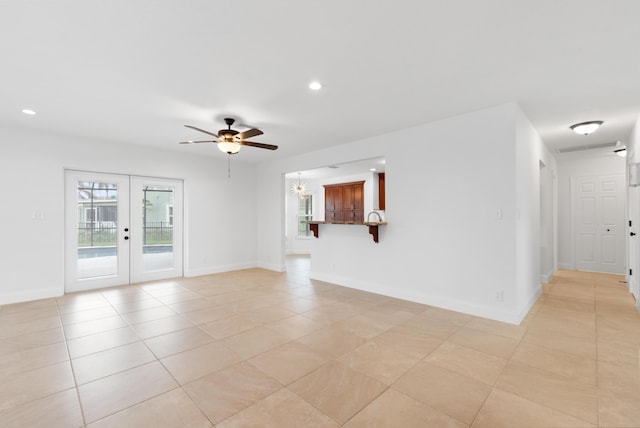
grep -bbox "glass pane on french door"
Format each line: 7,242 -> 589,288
143,185 -> 174,271
76,180 -> 119,278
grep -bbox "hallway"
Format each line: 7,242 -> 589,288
0,268 -> 638,427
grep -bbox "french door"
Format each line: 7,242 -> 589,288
65,170 -> 183,292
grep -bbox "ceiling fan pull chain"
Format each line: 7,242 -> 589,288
227,154 -> 231,179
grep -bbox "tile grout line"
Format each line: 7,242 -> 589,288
55,296 -> 88,428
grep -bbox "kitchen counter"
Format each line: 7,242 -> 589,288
303,221 -> 387,243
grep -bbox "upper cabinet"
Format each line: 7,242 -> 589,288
324,181 -> 365,223
378,172 -> 385,210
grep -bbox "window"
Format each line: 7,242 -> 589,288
297,195 -> 313,237
84,207 -> 96,223
98,205 -> 117,222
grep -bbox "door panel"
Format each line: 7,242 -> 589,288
629,186 -> 640,299
130,177 -> 183,283
65,171 -> 130,292
602,196 -> 617,223
601,235 -> 616,264
581,198 -> 595,224
579,233 -> 595,262
575,174 -> 625,274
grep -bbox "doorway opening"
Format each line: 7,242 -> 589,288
283,157 -> 386,271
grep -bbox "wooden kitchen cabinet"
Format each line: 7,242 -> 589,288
324,181 -> 364,223
378,172 -> 385,210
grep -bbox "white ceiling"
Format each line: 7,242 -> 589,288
285,157 -> 385,181
2,1 -> 639,163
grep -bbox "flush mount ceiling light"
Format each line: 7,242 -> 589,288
291,172 -> 307,198
308,81 -> 322,91
21,109 -> 36,115
614,148 -> 627,157
570,120 -> 603,135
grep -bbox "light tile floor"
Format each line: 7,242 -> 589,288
1,258 -> 639,427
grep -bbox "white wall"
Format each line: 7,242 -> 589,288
257,102 -> 550,324
557,155 -> 626,270
515,106 -> 547,314
0,127 -> 258,305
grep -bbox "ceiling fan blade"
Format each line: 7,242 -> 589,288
179,140 -> 217,144
235,128 -> 263,140
184,125 -> 219,138
240,141 -> 278,150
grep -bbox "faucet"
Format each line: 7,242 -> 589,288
367,211 -> 382,223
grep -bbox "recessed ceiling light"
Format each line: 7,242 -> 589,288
570,120 -> 603,135
370,168 -> 377,171
22,109 -> 36,115
308,81 -> 322,91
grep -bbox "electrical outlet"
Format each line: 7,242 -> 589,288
495,290 -> 504,303
32,209 -> 45,221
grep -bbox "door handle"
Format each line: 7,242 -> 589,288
631,232 -> 636,237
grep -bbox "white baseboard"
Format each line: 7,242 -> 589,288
517,284 -> 542,321
557,262 -> 574,270
310,271 -> 527,325
0,287 -> 63,306
257,261 -> 287,272
540,268 -> 555,284
185,262 -> 258,277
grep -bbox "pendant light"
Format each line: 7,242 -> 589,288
291,172 -> 306,198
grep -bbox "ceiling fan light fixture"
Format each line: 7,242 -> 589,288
218,142 -> 241,154
182,118 -> 276,156
570,120 -> 603,135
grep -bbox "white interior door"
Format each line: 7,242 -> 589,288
574,174 -> 625,274
65,171 -> 183,292
628,185 -> 640,299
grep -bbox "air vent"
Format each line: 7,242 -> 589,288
557,141 -> 619,154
